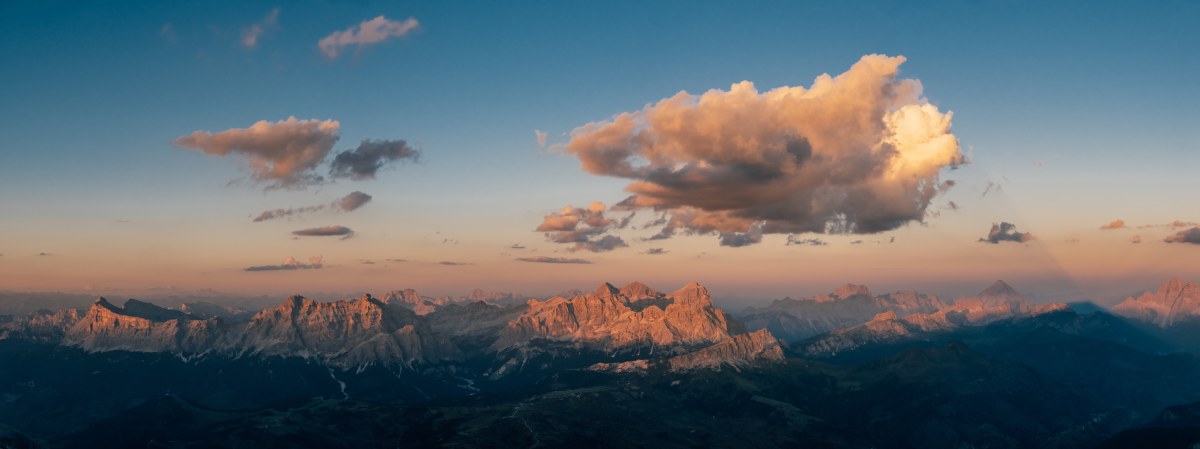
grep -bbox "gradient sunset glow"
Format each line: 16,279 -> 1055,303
0,1 -> 1196,306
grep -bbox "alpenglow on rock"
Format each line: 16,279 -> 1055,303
493,281 -> 745,352
1112,278 -> 1200,327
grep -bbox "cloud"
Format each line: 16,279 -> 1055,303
173,117 -> 341,189
161,23 -> 177,43
1165,227 -> 1200,244
439,261 -> 470,266
385,258 -> 407,262
252,191 -> 373,222
241,8 -> 280,48
292,225 -> 354,238
329,139 -> 420,180
643,247 -> 668,255
536,202 -> 630,252
978,222 -> 1034,244
719,224 -> 763,248
38,252 -> 52,256
254,205 -> 325,222
554,55 -> 962,247
534,130 -> 548,148
335,191 -> 373,211
245,255 -> 323,272
516,256 -> 592,264
318,16 -> 419,59
510,243 -> 526,249
786,235 -> 828,246
1100,219 -> 1126,230
1131,235 -> 1142,244
1138,220 -> 1199,229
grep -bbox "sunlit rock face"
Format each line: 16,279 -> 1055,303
65,298 -> 224,353
1112,278 -> 1200,327
493,281 -> 744,352
237,294 -> 462,367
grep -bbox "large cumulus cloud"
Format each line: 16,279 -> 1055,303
555,55 -> 962,246
173,117 -> 341,189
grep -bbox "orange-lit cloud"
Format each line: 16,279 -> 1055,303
555,55 -> 962,247
1100,219 -> 1126,230
536,202 -> 630,252
319,16 -> 419,59
173,117 -> 340,189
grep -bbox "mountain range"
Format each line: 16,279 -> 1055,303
3,278 -> 1200,448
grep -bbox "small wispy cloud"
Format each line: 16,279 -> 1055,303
1099,219 -> 1126,230
534,130 -> 548,148
439,261 -> 470,266
245,255 -> 323,272
318,16 -> 419,59
643,248 -> 668,255
161,23 -> 178,44
1138,220 -> 1199,229
292,225 -> 354,238
253,191 -> 373,222
978,222 -> 1034,244
329,140 -> 420,180
241,7 -> 280,49
786,235 -> 828,246
516,256 -> 592,264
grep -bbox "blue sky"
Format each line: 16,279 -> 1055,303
0,1 -> 1197,303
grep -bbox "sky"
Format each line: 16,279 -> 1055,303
0,0 -> 1197,306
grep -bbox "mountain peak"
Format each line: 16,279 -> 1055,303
620,281 -> 660,298
593,282 -> 620,297
1160,278 -> 1198,294
93,297 -> 117,309
832,283 -> 872,299
979,280 -> 1020,298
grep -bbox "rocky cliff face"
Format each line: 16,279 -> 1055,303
738,283 -> 946,342
64,298 -> 224,353
1112,278 -> 1200,327
493,281 -> 743,352
237,294 -> 461,368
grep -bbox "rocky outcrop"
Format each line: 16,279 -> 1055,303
591,329 -> 783,373
238,294 -> 461,368
493,281 -> 743,352
381,289 -> 449,316
738,283 -> 946,342
64,298 -> 224,353
1112,278 -> 1200,327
